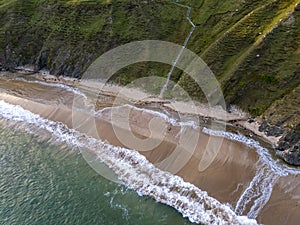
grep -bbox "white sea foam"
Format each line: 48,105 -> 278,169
96,104 -> 199,129
34,81 -> 87,99
109,188 -> 130,220
202,127 -> 300,176
0,100 -> 257,225
235,162 -> 279,219
15,65 -> 35,72
101,106 -> 299,177
202,127 -> 300,219
14,78 -> 87,99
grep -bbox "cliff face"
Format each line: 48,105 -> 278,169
0,0 -> 299,165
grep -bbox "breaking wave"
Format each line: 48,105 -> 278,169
202,127 -> 300,219
0,100 -> 257,225
202,128 -> 300,176
234,162 -> 279,219
15,78 -> 87,99
96,104 -> 199,129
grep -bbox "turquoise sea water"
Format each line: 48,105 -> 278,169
0,123 -> 194,225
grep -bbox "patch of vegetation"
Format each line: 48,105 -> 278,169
223,2 -> 300,116
0,0 -> 300,124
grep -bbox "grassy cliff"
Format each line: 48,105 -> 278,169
0,0 -> 299,164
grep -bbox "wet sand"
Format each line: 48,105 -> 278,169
0,75 -> 299,225
259,175 -> 300,225
2,73 -> 281,145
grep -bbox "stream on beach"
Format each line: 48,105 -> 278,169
0,72 -> 299,225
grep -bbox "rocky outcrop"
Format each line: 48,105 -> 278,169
257,119 -> 300,166
258,121 -> 284,138
276,124 -> 300,166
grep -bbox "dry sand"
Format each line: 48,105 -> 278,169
0,75 -> 299,225
0,78 -> 259,204
11,72 -> 280,146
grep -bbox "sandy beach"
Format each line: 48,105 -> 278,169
0,73 -> 299,225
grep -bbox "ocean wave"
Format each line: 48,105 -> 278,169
14,78 -> 87,99
202,128 -> 300,176
234,162 -> 279,219
99,104 -> 299,177
202,127 -> 300,220
96,104 -> 200,129
0,100 -> 257,225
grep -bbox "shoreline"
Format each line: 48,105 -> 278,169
0,74 -> 261,225
1,72 -> 300,225
0,97 -> 259,225
6,70 -> 281,147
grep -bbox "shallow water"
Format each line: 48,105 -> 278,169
0,124 -> 194,225
0,74 -> 300,225
0,99 -> 256,225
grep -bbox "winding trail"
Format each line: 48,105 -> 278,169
159,1 -> 197,97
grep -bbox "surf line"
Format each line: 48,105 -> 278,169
202,128 -> 300,219
159,1 -> 198,98
235,162 -> 279,219
0,100 -> 258,225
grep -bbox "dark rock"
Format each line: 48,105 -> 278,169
290,145 -> 298,153
278,126 -> 300,151
283,130 -> 300,146
275,114 -> 295,127
277,140 -> 291,151
275,120 -> 284,127
248,118 -> 255,123
266,126 -> 284,137
279,151 -> 300,166
36,50 -> 50,71
276,124 -> 300,165
258,121 -> 269,132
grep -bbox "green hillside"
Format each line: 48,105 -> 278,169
0,0 -> 299,164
